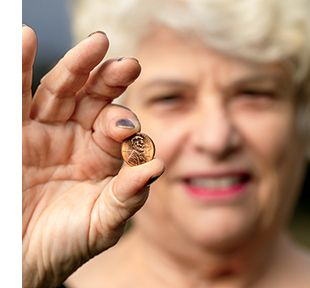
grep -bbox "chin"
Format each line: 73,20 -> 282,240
184,207 -> 259,252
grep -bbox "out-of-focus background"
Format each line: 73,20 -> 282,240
23,0 -> 310,248
23,0 -> 72,90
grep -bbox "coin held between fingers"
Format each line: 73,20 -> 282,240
121,133 -> 155,166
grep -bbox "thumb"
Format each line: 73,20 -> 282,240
88,158 -> 164,253
112,158 -> 165,203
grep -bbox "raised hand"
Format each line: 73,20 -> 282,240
22,26 -> 164,288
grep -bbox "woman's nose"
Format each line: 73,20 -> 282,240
190,98 -> 240,159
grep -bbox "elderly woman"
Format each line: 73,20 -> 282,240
22,0 -> 310,287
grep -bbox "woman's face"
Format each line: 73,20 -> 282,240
124,27 -> 307,250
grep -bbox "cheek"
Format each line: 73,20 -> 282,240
232,106 -> 294,168
136,114 -> 191,165
232,107 -> 302,227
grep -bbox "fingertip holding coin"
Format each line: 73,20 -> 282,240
121,132 -> 155,166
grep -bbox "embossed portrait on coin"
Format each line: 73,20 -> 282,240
121,132 -> 155,166
128,135 -> 147,165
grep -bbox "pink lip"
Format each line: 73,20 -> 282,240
181,171 -> 251,201
185,182 -> 247,200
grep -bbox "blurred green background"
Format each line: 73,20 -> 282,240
289,164 -> 310,248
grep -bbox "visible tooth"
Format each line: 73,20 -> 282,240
208,179 -> 217,187
190,177 -> 240,188
218,178 -> 238,187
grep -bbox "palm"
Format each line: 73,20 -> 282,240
23,120 -> 114,283
23,119 -> 117,189
22,27 -> 164,288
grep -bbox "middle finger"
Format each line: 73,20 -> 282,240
71,57 -> 141,130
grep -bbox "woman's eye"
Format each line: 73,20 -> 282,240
232,88 -> 278,110
153,94 -> 182,102
239,89 -> 275,98
150,93 -> 186,106
146,92 -> 192,113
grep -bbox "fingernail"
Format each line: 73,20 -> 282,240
116,57 -> 139,64
22,24 -> 28,27
116,118 -> 136,129
88,30 -> 107,37
145,171 -> 164,187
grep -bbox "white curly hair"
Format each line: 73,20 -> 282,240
71,0 -> 310,147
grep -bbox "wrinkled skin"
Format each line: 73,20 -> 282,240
22,26 -> 164,288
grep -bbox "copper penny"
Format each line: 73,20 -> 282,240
121,133 -> 155,166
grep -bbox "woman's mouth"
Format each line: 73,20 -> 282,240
183,173 -> 251,200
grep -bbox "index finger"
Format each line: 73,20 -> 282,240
22,25 -> 37,120
31,31 -> 109,122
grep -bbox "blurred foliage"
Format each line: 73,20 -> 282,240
290,163 -> 310,248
